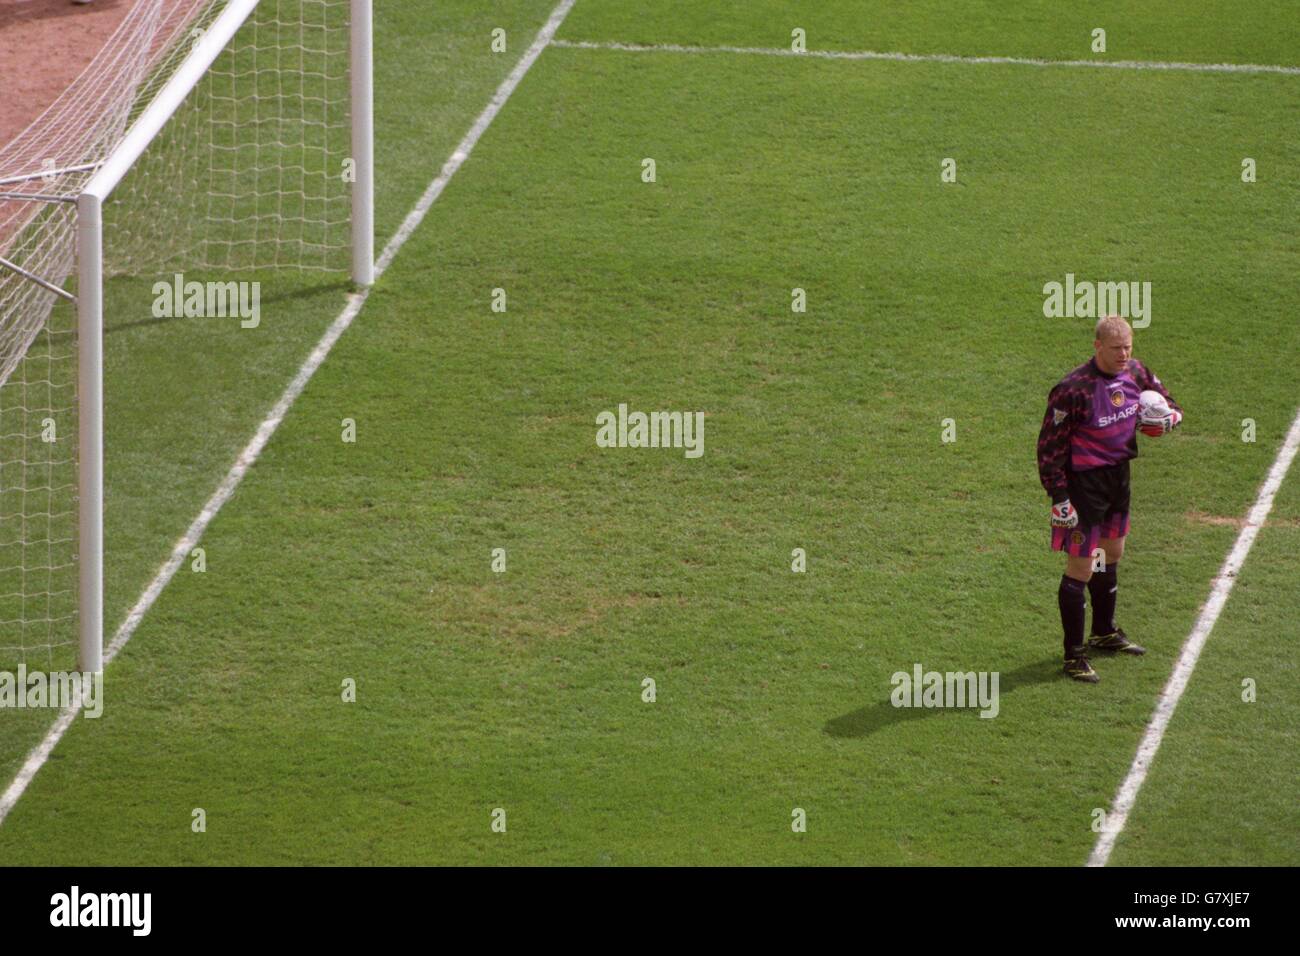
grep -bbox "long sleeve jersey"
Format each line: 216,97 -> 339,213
1037,357 -> 1180,503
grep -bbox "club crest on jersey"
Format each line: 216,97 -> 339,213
1053,407 -> 1068,425
1071,530 -> 1085,547
1109,389 -> 1125,408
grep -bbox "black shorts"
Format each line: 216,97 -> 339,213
1067,460 -> 1131,527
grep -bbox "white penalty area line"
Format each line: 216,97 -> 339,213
1088,405 -> 1300,867
0,0 -> 578,829
551,38 -> 1300,76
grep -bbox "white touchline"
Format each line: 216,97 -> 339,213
0,0 -> 578,829
1088,405 -> 1300,867
551,38 -> 1300,76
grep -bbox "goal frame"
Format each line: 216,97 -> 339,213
74,0 -> 374,672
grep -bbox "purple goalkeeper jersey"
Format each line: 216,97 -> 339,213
1037,357 -> 1180,502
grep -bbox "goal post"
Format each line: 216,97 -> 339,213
75,193 -> 103,675
65,0 -> 374,673
351,0 -> 375,287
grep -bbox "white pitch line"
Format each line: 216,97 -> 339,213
1088,405 -> 1300,867
0,0 -> 577,829
551,38 -> 1300,76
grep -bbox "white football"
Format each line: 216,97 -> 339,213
1139,390 -> 1170,418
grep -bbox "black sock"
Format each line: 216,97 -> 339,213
1089,563 -> 1118,636
1059,575 -> 1087,657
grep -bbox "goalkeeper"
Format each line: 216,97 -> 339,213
1036,316 -> 1182,683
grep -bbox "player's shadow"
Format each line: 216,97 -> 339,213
823,657 -> 1062,738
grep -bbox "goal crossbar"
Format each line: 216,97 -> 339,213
82,0 -> 264,206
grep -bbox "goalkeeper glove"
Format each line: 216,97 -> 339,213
1140,407 -> 1182,437
1051,499 -> 1079,528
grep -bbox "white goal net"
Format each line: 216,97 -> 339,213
0,0 -> 369,674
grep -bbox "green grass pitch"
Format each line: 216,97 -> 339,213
0,1 -> 1296,865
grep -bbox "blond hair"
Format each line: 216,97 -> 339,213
1095,315 -> 1131,342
